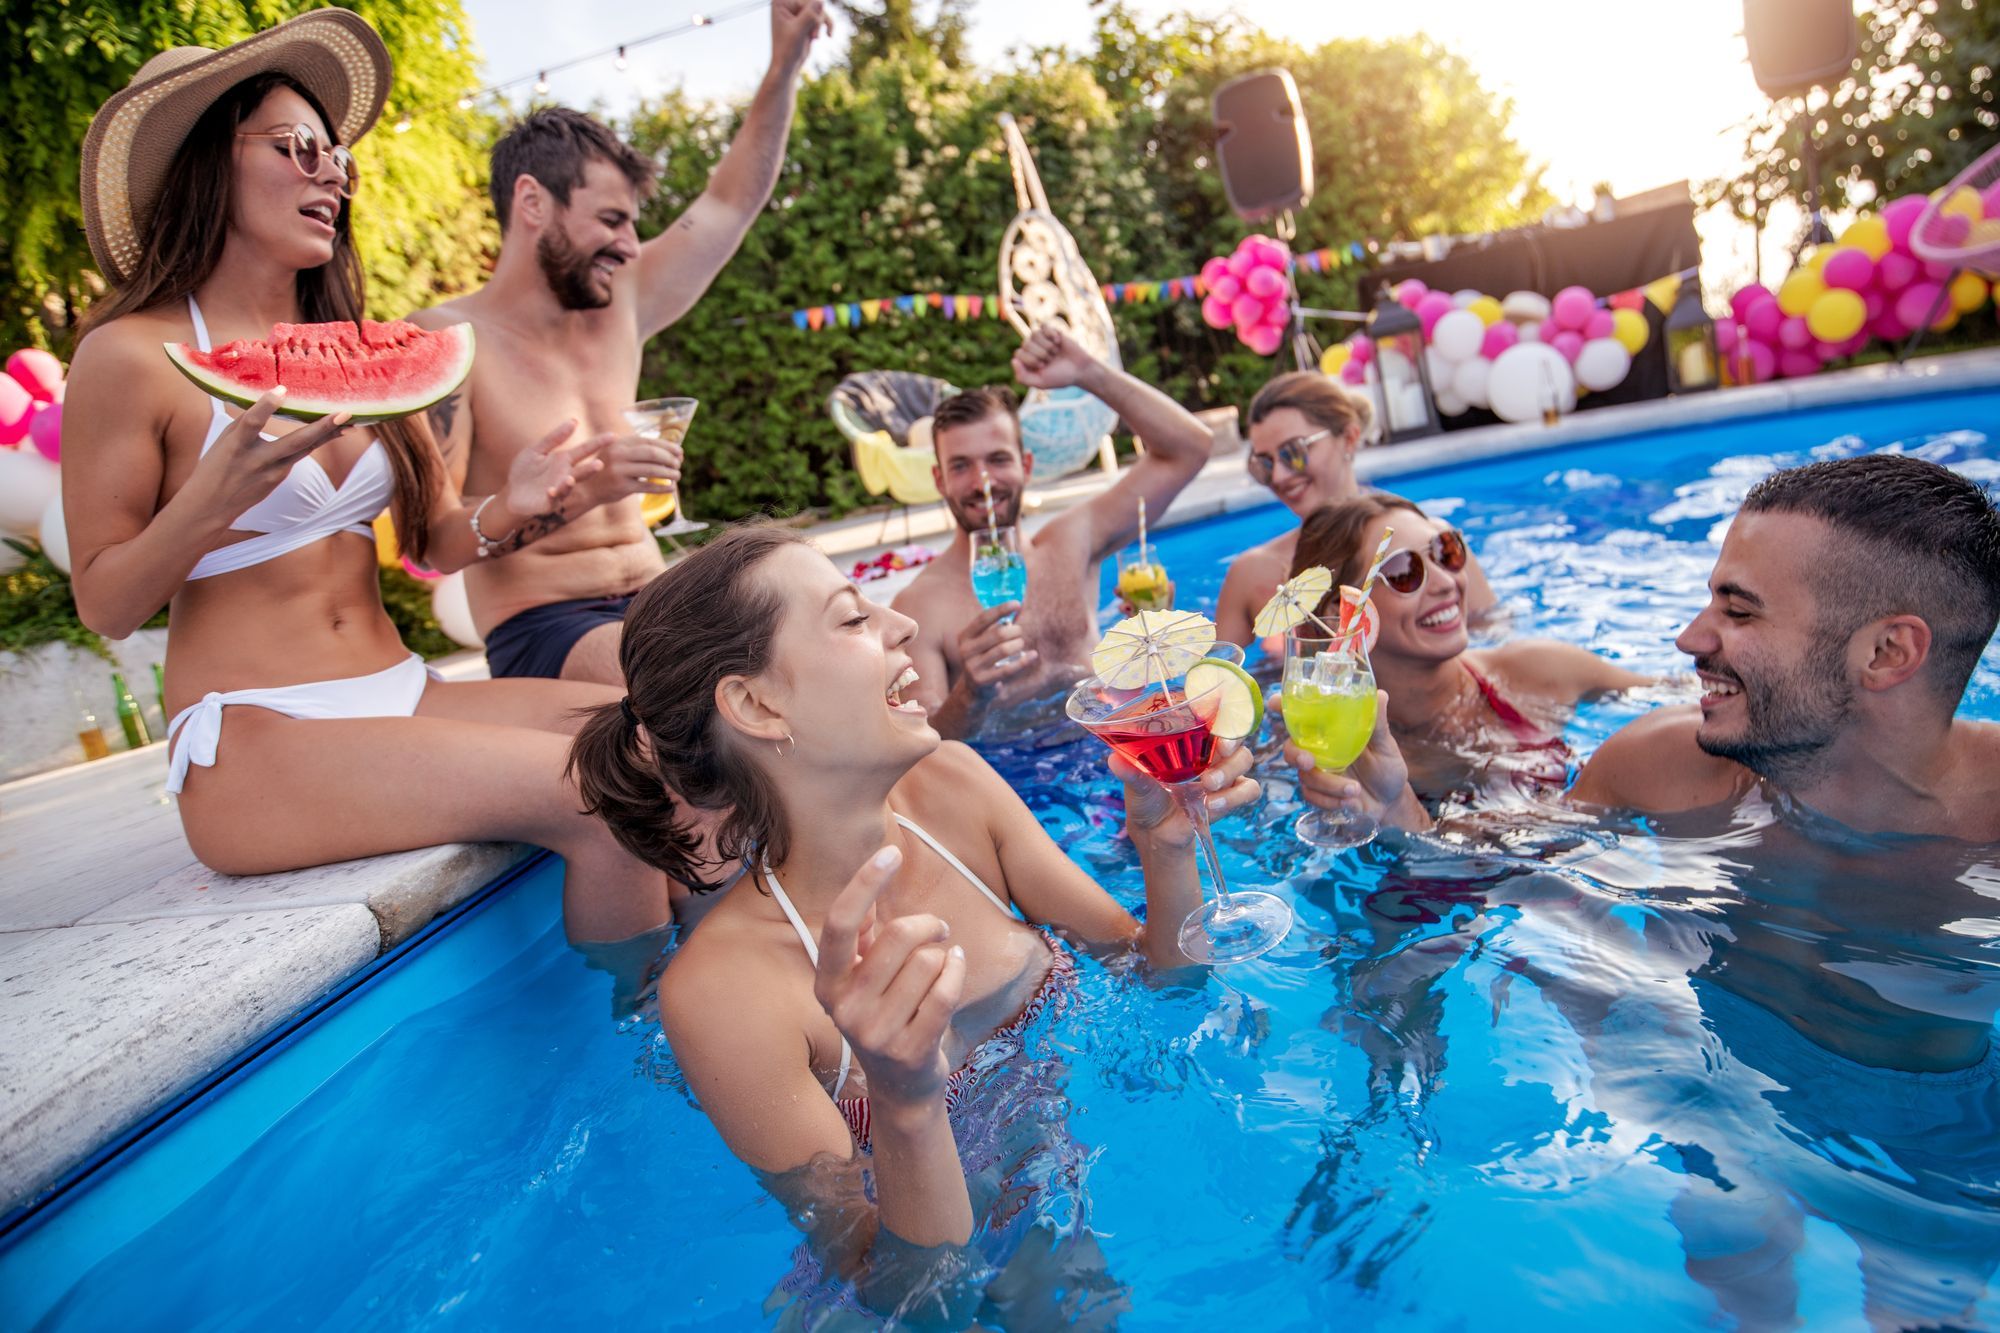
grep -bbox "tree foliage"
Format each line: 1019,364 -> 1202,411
1,0 -> 496,352
1708,0 -> 1999,237
632,3 -> 1549,519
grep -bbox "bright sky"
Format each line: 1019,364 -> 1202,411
462,0 -> 1829,292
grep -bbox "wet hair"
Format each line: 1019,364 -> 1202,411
930,385 -> 1020,452
490,107 -> 655,232
1291,492 -> 1427,618
1247,370 -> 1375,442
80,72 -> 445,563
1739,453 -> 2000,706
567,525 -> 803,890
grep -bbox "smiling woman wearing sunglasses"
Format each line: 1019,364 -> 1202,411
1216,372 -> 1498,649
1287,494 -> 1650,807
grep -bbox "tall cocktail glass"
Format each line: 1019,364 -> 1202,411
1280,630 -> 1380,849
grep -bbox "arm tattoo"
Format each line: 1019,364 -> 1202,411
490,507 -> 570,556
427,391 -> 463,453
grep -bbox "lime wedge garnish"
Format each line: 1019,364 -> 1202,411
1186,657 -> 1263,743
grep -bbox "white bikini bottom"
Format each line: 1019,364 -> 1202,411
165,653 -> 437,795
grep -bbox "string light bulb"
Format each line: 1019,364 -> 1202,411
457,94 -> 474,110
534,71 -> 550,95
692,13 -> 710,25
394,116 -> 412,133
614,45 -> 628,70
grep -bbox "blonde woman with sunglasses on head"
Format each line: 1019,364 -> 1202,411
1284,494 -> 1650,813
1217,372 -> 1498,651
61,11 -> 674,948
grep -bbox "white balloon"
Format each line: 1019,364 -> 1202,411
1434,389 -> 1469,416
1502,290 -> 1553,324
1378,347 -> 1416,389
1574,337 -> 1634,392
38,485 -> 69,573
1452,356 -> 1492,409
1392,382 -> 1432,432
0,447 -> 58,536
1516,321 -> 1542,343
431,570 -> 484,648
1422,348 -> 1449,384
1451,288 -> 1482,309
1430,309 -> 1484,362
1488,344 -> 1577,424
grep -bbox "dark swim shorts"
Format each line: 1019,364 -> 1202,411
483,593 -> 635,679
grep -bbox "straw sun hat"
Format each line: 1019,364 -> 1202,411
80,7 -> 391,286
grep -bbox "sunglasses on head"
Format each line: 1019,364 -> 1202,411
1375,528 -> 1469,595
237,122 -> 358,199
1247,428 -> 1334,485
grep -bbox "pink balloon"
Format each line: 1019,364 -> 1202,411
1348,335 -> 1375,365
1837,332 -> 1870,357
27,400 -> 60,461
0,374 -> 30,445
1260,302 -> 1291,331
1551,285 -> 1596,332
6,349 -> 63,403
1550,330 -> 1584,363
1730,284 -> 1774,321
1243,322 -> 1285,356
1209,272 -> 1243,304
1881,195 -> 1927,251
1226,250 -> 1257,280
1778,315 -> 1813,350
1479,322 -> 1518,358
1896,281 -> 1949,331
1930,215 -> 1972,250
1394,279 -> 1429,306
1778,349 -> 1821,379
1873,251 -> 1917,293
1870,307 -> 1912,342
1230,293 -> 1268,327
1812,339 -> 1846,362
1200,257 -> 1232,289
1923,259 -> 1956,283
1821,248 -> 1874,292
1339,360 -> 1366,386
1715,319 -> 1740,354
1862,289 -> 1886,321
1416,291 -> 1454,325
1583,310 -> 1615,341
1247,235 -> 1289,269
1742,297 -> 1782,343
1201,295 -> 1234,330
1983,180 -> 2000,220
1744,339 -> 1777,383
1246,266 -> 1286,300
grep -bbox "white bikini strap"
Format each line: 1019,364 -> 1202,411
893,814 -> 1015,917
760,859 -> 853,1099
186,294 -> 213,350
187,296 -> 233,441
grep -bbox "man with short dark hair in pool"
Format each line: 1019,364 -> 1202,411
409,0 -> 830,684
891,323 -> 1216,739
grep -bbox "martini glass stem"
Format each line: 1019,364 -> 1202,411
1175,781 -> 1234,912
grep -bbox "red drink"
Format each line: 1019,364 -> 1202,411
1094,691 -> 1215,785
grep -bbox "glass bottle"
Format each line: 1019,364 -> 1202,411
152,663 -> 168,724
111,671 -> 151,749
77,699 -> 111,761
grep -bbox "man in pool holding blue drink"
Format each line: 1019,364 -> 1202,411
893,323 -> 1217,739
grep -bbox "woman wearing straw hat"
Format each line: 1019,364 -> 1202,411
61,9 -> 673,945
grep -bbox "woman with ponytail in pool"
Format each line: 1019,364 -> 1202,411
567,524 -> 1258,1288
1217,371 -> 1498,651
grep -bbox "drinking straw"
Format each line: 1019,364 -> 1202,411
980,469 -> 999,546
1138,496 -> 1150,568
1339,527 -> 1397,654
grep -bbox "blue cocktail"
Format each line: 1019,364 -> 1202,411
971,524 -> 1029,665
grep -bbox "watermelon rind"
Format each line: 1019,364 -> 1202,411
162,322 -> 475,425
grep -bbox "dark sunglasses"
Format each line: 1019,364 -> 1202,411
237,123 -> 358,199
1377,528 -> 1469,595
1247,428 -> 1334,485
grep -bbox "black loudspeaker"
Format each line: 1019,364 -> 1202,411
1743,0 -> 1859,97
1212,69 -> 1313,221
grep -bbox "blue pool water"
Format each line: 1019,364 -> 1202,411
9,386 -> 2000,1330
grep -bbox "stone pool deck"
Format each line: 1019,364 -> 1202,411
4,347 -> 1998,1219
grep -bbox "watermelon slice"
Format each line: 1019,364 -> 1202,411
164,319 -> 474,423
1336,584 -> 1381,656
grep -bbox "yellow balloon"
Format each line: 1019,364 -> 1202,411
1949,269 -> 1990,314
1777,268 -> 1826,317
1320,343 -> 1353,375
1467,295 -> 1505,326
1799,245 -> 1832,274
1838,215 -> 1892,261
1941,186 -> 1985,225
1611,306 -> 1649,355
373,511 -> 401,570
1805,289 -> 1866,342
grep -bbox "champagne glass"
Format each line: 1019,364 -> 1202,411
1280,629 -> 1380,849
970,524 -> 1029,667
621,397 -> 708,540
1066,643 -> 1293,964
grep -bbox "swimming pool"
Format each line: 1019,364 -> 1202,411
8,385 -> 2000,1330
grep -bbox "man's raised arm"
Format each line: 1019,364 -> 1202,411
634,0 -> 829,339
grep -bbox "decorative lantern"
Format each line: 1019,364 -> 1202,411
1664,274 -> 1720,394
1365,286 -> 1442,443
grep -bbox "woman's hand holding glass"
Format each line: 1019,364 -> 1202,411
811,845 -> 968,1108
1281,690 -> 1430,834
1109,738 -> 1261,851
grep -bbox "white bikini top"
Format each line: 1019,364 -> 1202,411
185,296 -> 393,581
761,814 -> 1017,1099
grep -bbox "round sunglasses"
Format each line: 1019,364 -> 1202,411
236,122 -> 358,199
1375,528 -> 1470,595
1246,428 -> 1334,485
